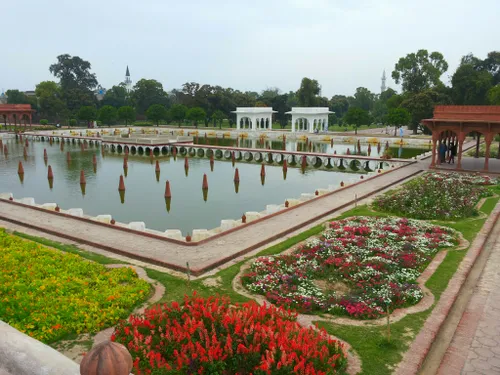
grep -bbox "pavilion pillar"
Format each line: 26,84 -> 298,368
29,114 -> 32,127
457,132 -> 465,170
430,133 -> 438,168
291,118 -> 295,133
436,137 -> 442,165
474,133 -> 481,158
483,135 -> 493,172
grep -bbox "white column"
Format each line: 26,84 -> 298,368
291,116 -> 295,133
236,114 -> 240,130
251,116 -> 256,131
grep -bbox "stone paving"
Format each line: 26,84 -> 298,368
0,162 -> 422,275
437,219 -> 500,375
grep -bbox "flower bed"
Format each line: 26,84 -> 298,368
242,217 -> 456,319
112,295 -> 347,375
0,229 -> 150,343
372,172 -> 496,220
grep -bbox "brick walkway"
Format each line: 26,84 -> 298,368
437,219 -> 500,375
0,162 -> 421,275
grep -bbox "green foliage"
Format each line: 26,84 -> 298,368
451,64 -> 493,104
132,79 -> 168,114
392,49 -> 448,93
0,229 -> 149,343
39,119 -> 48,125
211,109 -> 225,128
385,108 -> 411,134
69,118 -> 77,126
329,95 -> 350,118
344,107 -> 371,134
77,106 -> 97,125
169,104 -> 188,125
102,84 -> 128,108
117,106 -> 136,125
186,107 -> 206,126
488,85 -> 500,104
98,105 -> 118,126
35,81 -> 67,120
351,87 -> 375,111
297,77 -> 321,106
49,54 -> 98,92
6,89 -> 29,104
146,104 -> 167,126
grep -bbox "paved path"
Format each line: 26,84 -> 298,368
0,162 -> 421,275
437,218 -> 500,374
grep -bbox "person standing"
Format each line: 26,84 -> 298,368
439,142 -> 447,163
448,142 -> 457,164
399,126 -> 404,138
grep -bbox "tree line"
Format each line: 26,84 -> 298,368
4,50 -> 500,132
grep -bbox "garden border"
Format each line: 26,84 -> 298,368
394,201 -> 500,375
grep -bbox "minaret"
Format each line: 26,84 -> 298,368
124,66 -> 132,92
381,70 -> 387,93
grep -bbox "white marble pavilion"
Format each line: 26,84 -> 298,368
232,107 -> 277,131
286,107 -> 333,133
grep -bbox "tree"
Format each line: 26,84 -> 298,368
35,81 -> 67,120
351,87 -> 375,111
392,49 -> 448,93
49,54 -> 98,92
329,95 -> 349,118
186,107 -> 206,127
400,89 -> 452,134
102,85 -> 128,108
6,89 -> 29,104
77,106 -> 97,127
451,64 -> 492,105
380,88 -> 397,103
146,104 -> 167,126
211,110 -> 225,129
385,108 -> 411,136
169,104 -> 188,125
297,78 -> 321,106
98,105 -> 117,126
344,107 -> 371,135
132,79 -> 169,114
487,85 -> 500,105
117,106 -> 136,125
386,94 -> 405,109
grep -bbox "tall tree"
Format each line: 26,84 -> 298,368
5,89 -> 29,104
211,110 -> 225,129
451,63 -> 492,104
49,54 -> 98,92
132,79 -> 168,115
186,107 -> 206,127
344,107 -> 371,135
351,87 -> 375,111
98,105 -> 118,126
77,106 -> 97,127
170,104 -> 188,125
400,89 -> 452,134
117,106 -> 136,125
392,49 -> 448,93
487,85 -> 500,105
146,104 -> 167,126
35,81 -> 67,120
329,95 -> 349,118
102,84 -> 128,108
379,88 -> 397,103
385,108 -> 411,136
297,78 -> 321,106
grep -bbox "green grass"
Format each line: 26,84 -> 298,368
12,231 -> 127,265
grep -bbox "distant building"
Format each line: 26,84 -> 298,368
124,65 -> 132,93
0,90 -> 7,104
381,70 -> 387,93
24,90 -> 36,97
94,86 -> 106,101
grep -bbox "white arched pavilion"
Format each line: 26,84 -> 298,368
232,107 -> 277,131
286,107 -> 334,133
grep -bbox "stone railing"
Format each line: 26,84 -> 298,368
0,320 -> 132,375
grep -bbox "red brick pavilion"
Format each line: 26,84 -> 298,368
422,106 -> 500,172
0,104 -> 34,127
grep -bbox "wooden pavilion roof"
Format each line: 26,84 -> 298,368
422,105 -> 500,124
0,104 -> 34,113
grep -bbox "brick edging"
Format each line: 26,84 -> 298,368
395,203 -> 500,375
0,169 -> 423,276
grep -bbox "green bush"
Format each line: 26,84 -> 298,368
69,119 -> 77,126
39,119 -> 48,125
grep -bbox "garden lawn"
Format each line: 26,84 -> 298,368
0,229 -> 150,343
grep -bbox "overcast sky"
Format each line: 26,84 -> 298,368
2,0 -> 498,97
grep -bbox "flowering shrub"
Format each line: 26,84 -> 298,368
0,229 -> 150,343
372,172 -> 496,220
242,217 -> 456,319
112,295 -> 347,375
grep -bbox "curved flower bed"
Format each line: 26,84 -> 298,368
242,217 -> 456,319
0,230 -> 150,343
372,172 -> 496,220
112,295 -> 347,375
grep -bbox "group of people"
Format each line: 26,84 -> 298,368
439,141 -> 457,164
